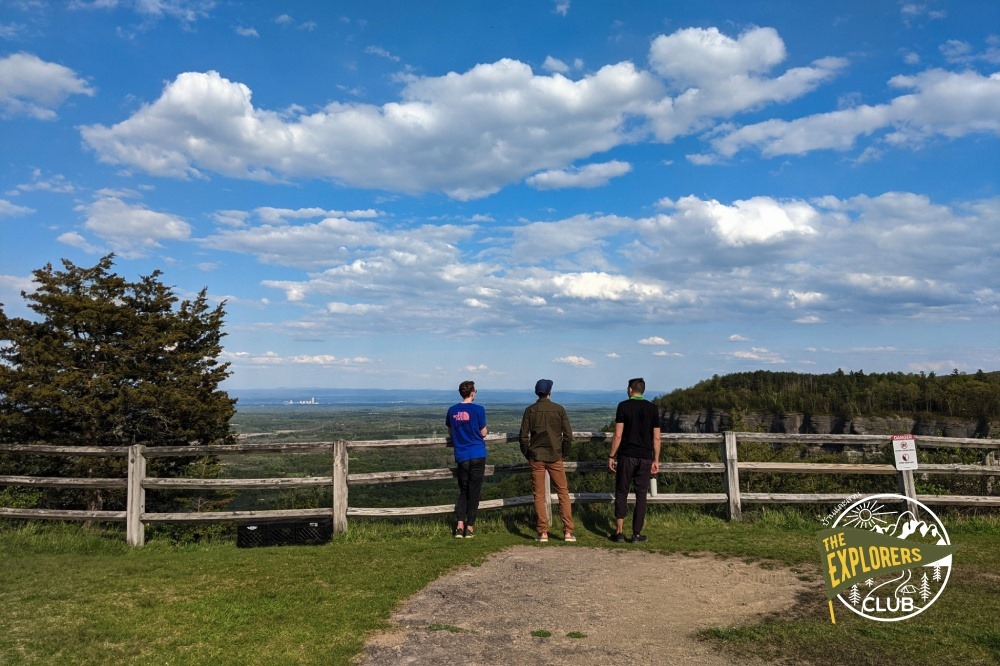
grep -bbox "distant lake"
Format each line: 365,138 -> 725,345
230,387 -> 626,409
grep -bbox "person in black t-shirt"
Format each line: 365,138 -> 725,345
607,377 -> 661,543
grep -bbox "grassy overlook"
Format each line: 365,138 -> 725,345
2,509 -> 999,665
3,376 -> 1000,663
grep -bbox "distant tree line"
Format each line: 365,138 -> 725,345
653,369 -> 1000,420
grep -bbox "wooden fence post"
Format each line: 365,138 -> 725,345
126,444 -> 146,547
722,431 -> 742,522
896,469 -> 919,517
982,450 -> 998,496
333,440 -> 348,534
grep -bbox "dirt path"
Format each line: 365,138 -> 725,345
359,545 -> 817,665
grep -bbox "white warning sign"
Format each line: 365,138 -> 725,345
891,434 -> 918,471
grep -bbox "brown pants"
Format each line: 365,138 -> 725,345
529,459 -> 574,534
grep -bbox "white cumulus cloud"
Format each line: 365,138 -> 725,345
701,69 -> 1000,159
74,196 -> 191,257
80,62 -> 660,199
268,190 -> 1000,337
326,301 -> 383,314
56,231 -> 100,253
664,195 -> 818,246
0,199 -> 35,217
645,26 -> 847,141
555,355 -> 593,367
0,52 -> 95,120
526,160 -> 632,190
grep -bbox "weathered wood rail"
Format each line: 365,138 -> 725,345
1,432 -> 998,546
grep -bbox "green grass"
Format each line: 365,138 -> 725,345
0,519 -> 505,665
1,507 -> 998,665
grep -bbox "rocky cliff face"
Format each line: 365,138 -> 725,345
662,410 -> 992,438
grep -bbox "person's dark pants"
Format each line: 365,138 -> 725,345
614,454 -> 653,534
455,457 -> 487,525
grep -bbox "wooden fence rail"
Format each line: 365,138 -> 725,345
2,432 -> 999,546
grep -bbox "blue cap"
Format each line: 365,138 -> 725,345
534,379 -> 553,395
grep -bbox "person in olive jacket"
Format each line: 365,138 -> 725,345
519,379 -> 575,543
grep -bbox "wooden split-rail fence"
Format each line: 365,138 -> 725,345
1,432 -> 999,546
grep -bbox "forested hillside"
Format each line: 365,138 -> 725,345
654,369 -> 1000,420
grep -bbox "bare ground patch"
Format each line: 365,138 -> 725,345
359,544 -> 817,665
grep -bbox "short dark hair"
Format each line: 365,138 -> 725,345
458,380 -> 476,399
628,377 -> 645,394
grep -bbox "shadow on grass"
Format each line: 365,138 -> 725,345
497,503 -> 617,541
499,507 -> 537,540
576,503 -> 616,538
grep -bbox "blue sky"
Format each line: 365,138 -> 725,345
1,1 -> 999,394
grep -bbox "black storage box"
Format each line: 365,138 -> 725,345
237,517 -> 333,548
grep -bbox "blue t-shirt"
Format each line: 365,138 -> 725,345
446,402 -> 487,463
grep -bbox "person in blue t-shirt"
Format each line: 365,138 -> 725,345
446,380 -> 488,538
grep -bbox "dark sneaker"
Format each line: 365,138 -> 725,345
610,532 -> 626,543
464,526 -> 475,538
454,526 -> 465,538
631,534 -> 648,543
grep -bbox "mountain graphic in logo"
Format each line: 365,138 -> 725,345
871,511 -> 946,544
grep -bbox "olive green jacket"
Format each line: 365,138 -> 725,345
519,398 -> 573,462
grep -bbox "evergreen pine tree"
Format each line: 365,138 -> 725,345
0,256 -> 236,511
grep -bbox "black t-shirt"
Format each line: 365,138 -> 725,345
615,398 -> 660,460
